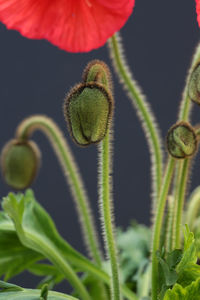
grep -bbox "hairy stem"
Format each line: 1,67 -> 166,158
172,159 -> 190,249
98,130 -> 121,300
171,43 -> 200,250
151,158 -> 176,300
15,115 -> 102,266
108,33 -> 163,210
165,195 -> 174,253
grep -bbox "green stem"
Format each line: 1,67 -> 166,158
108,33 -> 163,209
172,159 -> 190,249
165,195 -> 174,253
151,158 -> 176,300
98,130 -> 121,300
15,115 -> 102,266
171,44 -> 200,250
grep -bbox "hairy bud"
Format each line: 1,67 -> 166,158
167,122 -> 197,159
188,63 -> 200,105
82,60 -> 112,91
1,139 -> 41,189
64,82 -> 113,146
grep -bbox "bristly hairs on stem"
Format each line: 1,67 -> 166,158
98,125 -> 122,300
165,195 -> 174,253
171,43 -> 200,250
15,115 -> 102,266
108,33 -> 164,222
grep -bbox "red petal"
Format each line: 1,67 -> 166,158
196,0 -> 200,26
0,0 -> 135,52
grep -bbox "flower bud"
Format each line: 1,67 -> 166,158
64,82 -> 113,146
82,60 -> 112,91
188,63 -> 200,105
1,139 -> 41,189
166,122 -> 197,159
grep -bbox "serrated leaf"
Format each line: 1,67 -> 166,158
163,277 -> 200,300
117,223 -> 150,284
176,226 -> 200,287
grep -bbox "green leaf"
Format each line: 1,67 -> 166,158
0,211 -> 43,280
117,222 -> 150,284
0,190 -> 137,300
28,263 -> 65,289
0,281 -> 78,300
163,277 -> 200,300
40,284 -> 48,300
176,225 -> 200,287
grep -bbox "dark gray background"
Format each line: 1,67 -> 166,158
0,0 -> 200,292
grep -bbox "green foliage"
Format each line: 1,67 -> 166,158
0,190 -> 105,291
117,223 -> 151,297
157,249 -> 182,299
163,278 -> 200,300
0,211 -> 43,280
0,280 -> 78,300
161,226 -> 200,299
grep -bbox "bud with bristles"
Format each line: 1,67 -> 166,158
166,122 -> 197,159
188,63 -> 200,105
82,60 -> 112,91
64,82 -> 113,146
1,139 -> 41,189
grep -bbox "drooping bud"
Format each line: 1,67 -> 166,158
1,139 -> 41,189
82,60 -> 112,91
64,82 -> 113,146
188,63 -> 200,105
166,122 -> 197,159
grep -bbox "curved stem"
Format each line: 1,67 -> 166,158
98,130 -> 121,300
151,158 -> 176,300
108,33 -> 163,210
15,115 -> 102,266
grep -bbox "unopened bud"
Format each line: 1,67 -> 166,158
188,63 -> 200,105
1,139 -> 41,189
167,122 -> 197,159
64,82 -> 113,146
82,60 -> 112,91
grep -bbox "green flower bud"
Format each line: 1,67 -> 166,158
188,63 -> 200,105
167,122 -> 197,159
1,139 -> 41,189
64,82 -> 113,146
82,60 -> 112,91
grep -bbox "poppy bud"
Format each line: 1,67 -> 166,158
1,139 -> 41,189
188,63 -> 200,105
166,122 -> 197,159
64,82 -> 113,146
82,60 -> 112,91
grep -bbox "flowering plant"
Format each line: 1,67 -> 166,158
0,1 -> 200,300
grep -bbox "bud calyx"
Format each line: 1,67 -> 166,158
188,63 -> 200,105
64,60 -> 114,146
167,122 -> 197,159
1,139 -> 40,189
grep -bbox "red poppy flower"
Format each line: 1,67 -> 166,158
196,0 -> 200,26
0,0 -> 135,53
